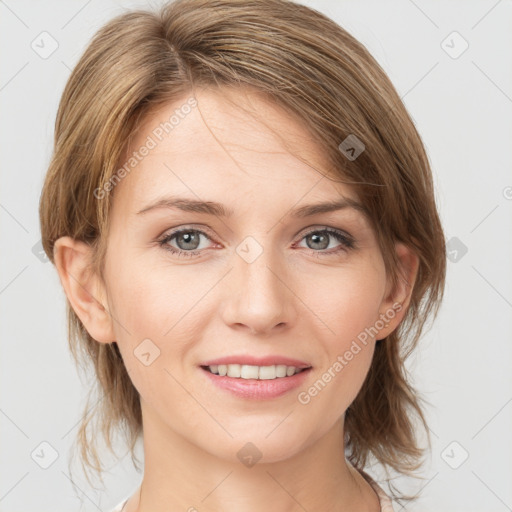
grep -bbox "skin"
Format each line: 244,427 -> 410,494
54,86 -> 418,512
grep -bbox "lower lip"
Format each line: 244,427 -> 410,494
200,367 -> 312,400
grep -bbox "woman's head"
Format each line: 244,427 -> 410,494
39,0 -> 445,501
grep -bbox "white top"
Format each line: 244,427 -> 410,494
357,467 -> 395,512
109,466 -> 394,512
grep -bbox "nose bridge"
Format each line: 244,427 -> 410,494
240,235 -> 282,294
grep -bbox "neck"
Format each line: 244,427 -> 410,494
126,401 -> 380,512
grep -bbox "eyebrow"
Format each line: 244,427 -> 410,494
136,196 -> 367,218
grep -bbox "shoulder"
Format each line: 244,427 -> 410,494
354,466 -> 395,512
109,498 -> 128,512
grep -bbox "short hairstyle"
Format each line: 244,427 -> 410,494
39,0 -> 446,503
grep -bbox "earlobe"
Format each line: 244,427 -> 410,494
53,236 -> 115,344
376,243 -> 419,340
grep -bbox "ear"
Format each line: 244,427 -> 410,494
53,236 -> 115,344
375,242 -> 419,341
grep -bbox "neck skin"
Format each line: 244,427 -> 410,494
123,401 -> 381,512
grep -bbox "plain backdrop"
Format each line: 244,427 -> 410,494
1,1 -> 511,511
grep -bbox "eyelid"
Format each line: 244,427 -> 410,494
158,223 -> 354,243
157,223 -> 216,241
298,224 -> 352,237
157,225 -> 218,252
296,226 -> 356,250
157,223 -> 356,258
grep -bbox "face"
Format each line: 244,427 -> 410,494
96,87 -> 402,464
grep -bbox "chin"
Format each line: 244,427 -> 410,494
202,427 -> 312,467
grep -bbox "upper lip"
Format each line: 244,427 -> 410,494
200,355 -> 312,369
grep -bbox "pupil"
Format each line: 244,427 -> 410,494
179,232 -> 199,250
309,233 -> 328,250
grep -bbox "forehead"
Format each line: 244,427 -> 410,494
112,87 -> 357,214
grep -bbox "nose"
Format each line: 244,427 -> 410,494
221,242 -> 297,336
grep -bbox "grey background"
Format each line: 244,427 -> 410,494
1,0 -> 511,511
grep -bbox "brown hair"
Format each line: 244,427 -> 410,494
39,0 -> 445,504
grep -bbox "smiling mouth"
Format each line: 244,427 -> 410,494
201,364 -> 311,380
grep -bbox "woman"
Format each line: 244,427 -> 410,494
39,0 -> 446,510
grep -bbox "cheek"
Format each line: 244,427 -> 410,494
302,260 -> 386,347
105,254 -> 213,395
105,261 -> 201,413
294,263 -> 385,416
106,253 -> 198,338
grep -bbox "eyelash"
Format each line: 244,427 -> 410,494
157,226 -> 356,259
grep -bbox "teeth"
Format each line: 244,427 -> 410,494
206,364 -> 305,380
286,366 -> 296,377
227,364 -> 241,378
